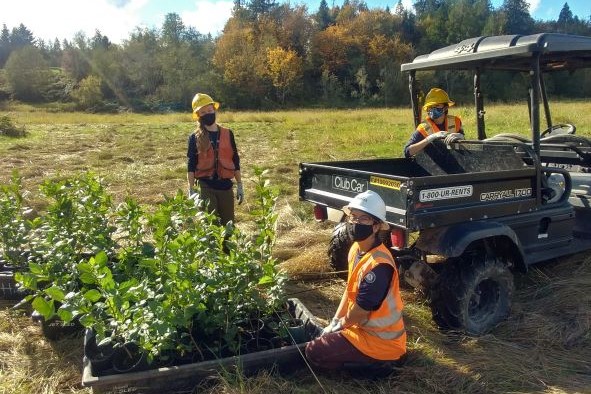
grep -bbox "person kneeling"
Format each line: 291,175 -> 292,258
305,190 -> 407,379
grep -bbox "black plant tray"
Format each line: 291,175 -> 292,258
81,298 -> 322,394
0,270 -> 22,300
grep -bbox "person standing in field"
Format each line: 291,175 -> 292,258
403,87 -> 464,158
186,93 -> 244,225
305,190 -> 407,378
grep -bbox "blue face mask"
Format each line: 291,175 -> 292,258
428,107 -> 445,119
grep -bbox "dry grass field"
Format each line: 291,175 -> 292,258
0,101 -> 590,393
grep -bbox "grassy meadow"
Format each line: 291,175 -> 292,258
0,101 -> 590,393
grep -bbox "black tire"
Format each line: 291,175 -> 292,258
430,252 -> 514,335
328,222 -> 351,273
328,223 -> 394,274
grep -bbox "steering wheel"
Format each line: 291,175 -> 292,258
540,123 -> 576,138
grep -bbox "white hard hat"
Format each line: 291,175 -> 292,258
343,190 -> 387,223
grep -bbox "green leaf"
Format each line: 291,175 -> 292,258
57,308 -> 73,323
258,275 -> 274,285
84,289 -> 102,302
77,262 -> 93,274
79,272 -> 96,284
79,314 -> 96,327
44,286 -> 66,302
32,296 -> 53,319
28,262 -> 44,274
94,250 -> 108,266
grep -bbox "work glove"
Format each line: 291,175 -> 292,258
425,131 -> 447,143
188,187 -> 197,198
236,182 -> 244,205
444,132 -> 464,144
321,317 -> 342,336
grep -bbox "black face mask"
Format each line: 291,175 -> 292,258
199,112 -> 216,126
348,222 -> 374,242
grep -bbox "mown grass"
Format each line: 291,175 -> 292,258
0,102 -> 590,394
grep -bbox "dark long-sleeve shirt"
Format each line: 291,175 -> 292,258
187,128 -> 240,190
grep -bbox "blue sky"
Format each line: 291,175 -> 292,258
2,0 -> 589,44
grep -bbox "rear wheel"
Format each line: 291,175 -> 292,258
430,250 -> 514,335
327,223 -> 393,274
328,222 -> 351,273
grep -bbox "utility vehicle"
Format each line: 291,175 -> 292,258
299,33 -> 591,335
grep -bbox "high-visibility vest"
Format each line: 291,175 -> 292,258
194,127 -> 236,179
417,115 -> 462,138
341,243 -> 406,361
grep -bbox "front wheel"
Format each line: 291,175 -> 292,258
431,251 -> 514,335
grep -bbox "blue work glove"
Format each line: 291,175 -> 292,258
236,182 -> 244,205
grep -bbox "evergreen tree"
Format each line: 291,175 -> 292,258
0,24 -> 10,67
248,0 -> 278,19
316,0 -> 333,30
161,13 -> 185,46
10,24 -> 35,49
501,0 -> 534,35
91,30 -> 111,51
557,3 -> 574,33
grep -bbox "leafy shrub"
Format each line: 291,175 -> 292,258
0,172 -> 30,264
12,169 -> 285,361
0,115 -> 27,137
71,75 -> 104,111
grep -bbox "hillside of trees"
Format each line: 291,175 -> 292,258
1,0 -> 590,111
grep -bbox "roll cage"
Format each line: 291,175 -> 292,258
401,33 -> 591,156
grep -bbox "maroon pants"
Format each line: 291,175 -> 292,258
305,332 -> 377,370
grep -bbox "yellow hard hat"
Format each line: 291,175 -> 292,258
422,88 -> 454,110
191,93 -> 220,119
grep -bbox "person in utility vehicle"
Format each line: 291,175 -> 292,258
186,93 -> 244,225
305,190 -> 406,378
403,87 -> 464,158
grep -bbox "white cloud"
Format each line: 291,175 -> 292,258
181,0 -> 234,36
2,0 -> 148,44
528,0 -> 542,15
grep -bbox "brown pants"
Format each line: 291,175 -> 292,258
198,182 -> 235,225
305,332 -> 406,378
305,332 -> 378,370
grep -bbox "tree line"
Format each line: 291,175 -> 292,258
0,0 -> 590,111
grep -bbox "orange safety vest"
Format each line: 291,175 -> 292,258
194,127 -> 236,179
341,243 -> 406,361
417,115 -> 462,138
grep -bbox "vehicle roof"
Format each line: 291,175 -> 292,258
401,33 -> 591,72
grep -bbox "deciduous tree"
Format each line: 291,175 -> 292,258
266,46 -> 303,103
5,46 -> 51,101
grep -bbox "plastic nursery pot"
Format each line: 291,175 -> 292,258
31,311 -> 83,341
237,318 -> 265,335
270,336 -> 290,349
244,337 -> 274,353
112,342 -> 148,374
151,349 -> 176,369
174,349 -> 199,366
84,331 -> 115,375
282,318 -> 308,344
